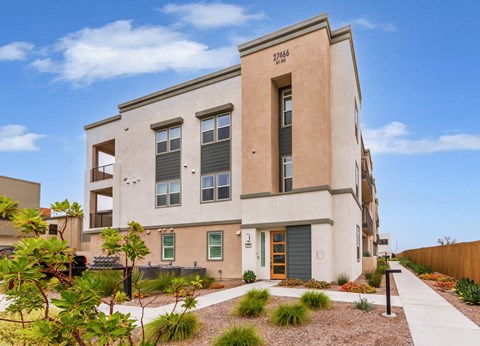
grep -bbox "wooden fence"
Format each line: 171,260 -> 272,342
398,240 -> 480,283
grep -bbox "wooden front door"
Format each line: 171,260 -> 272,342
270,230 -> 287,280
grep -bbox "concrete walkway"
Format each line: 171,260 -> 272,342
390,261 -> 480,346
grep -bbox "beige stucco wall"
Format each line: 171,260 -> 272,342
44,216 -> 83,251
88,223 -> 242,278
0,176 -> 40,243
85,76 -> 242,231
241,28 -> 332,195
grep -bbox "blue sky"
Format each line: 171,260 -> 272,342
1,1 -> 479,252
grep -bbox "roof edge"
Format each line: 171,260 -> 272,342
118,65 -> 241,113
84,114 -> 121,131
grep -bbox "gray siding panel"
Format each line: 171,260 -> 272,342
201,140 -> 231,174
156,151 -> 181,181
286,225 -> 311,281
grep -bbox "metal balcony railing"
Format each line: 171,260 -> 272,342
90,210 -> 112,228
362,207 -> 373,235
91,164 -> 114,182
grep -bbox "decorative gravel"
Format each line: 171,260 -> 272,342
150,296 -> 413,345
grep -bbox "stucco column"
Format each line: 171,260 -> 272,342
311,223 -> 334,281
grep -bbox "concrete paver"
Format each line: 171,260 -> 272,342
389,261 -> 480,346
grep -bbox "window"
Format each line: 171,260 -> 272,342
207,231 -> 223,260
355,162 -> 359,198
48,224 -> 58,235
281,88 -> 292,127
260,232 -> 266,267
354,102 -> 359,141
162,234 -> 175,260
201,172 -> 230,202
201,113 -> 230,144
156,126 -> 181,154
282,156 -> 292,192
356,225 -> 360,262
156,180 -> 181,207
379,239 -> 389,245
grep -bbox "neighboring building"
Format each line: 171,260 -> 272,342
378,233 -> 392,258
84,13 -> 379,281
43,215 -> 84,252
0,176 -> 41,246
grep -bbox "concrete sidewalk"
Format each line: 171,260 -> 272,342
390,261 -> 480,346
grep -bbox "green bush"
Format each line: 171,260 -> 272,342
336,273 -> 349,286
367,273 -> 382,288
213,325 -> 264,346
300,291 -> 332,310
454,278 -> 480,305
144,312 -> 199,343
234,297 -> 265,317
362,250 -> 371,257
243,270 -> 257,283
140,272 -> 175,293
364,271 -> 374,280
304,279 -> 331,289
271,303 -> 308,326
88,270 -> 123,296
0,309 -> 60,345
353,297 -> 374,312
245,288 -> 270,303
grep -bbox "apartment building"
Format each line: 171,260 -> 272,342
378,233 -> 392,258
84,13 -> 379,281
0,176 -> 41,246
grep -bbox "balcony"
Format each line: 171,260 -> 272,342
361,158 -> 373,203
362,207 -> 373,235
91,164 -> 114,182
90,210 -> 112,228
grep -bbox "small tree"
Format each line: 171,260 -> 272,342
0,196 -> 202,345
437,236 -> 457,246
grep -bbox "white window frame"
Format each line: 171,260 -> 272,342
356,225 -> 361,262
282,156 -> 292,192
201,113 -> 231,144
156,126 -> 181,154
207,231 -> 223,261
281,87 -> 292,127
162,234 -> 175,261
201,172 -> 231,202
355,161 -> 359,198
156,179 -> 181,207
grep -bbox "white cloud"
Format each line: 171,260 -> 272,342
0,42 -> 34,61
0,125 -> 45,152
161,2 -> 265,29
30,20 -> 238,86
350,16 -> 397,32
363,122 -> 480,154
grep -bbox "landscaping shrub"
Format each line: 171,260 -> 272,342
213,325 -> 264,346
362,250 -> 371,257
364,271 -> 374,280
367,273 -> 382,288
418,273 -> 448,281
245,288 -> 270,303
210,283 -> 225,289
0,309 -> 60,345
341,282 -> 376,294
278,278 -> 304,287
88,270 -> 123,296
144,312 -> 199,343
235,297 -> 266,317
375,258 -> 388,275
435,281 -> 456,291
336,273 -> 349,286
353,296 -> 374,312
140,273 -> 175,293
454,278 -> 480,305
243,270 -> 256,283
271,303 -> 308,326
412,264 -> 434,275
304,279 -> 331,289
300,291 -> 332,310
